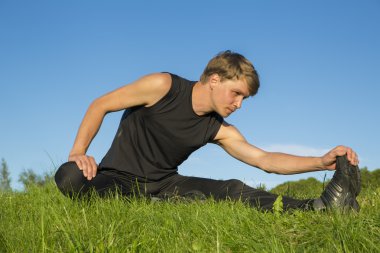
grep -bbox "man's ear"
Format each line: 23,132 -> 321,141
209,74 -> 220,89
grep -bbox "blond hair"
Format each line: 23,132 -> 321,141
200,50 -> 260,96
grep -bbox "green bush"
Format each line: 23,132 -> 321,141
270,168 -> 380,199
270,177 -> 324,199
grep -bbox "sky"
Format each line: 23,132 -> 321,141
1,0 -> 379,190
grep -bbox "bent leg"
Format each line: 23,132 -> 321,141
158,175 -> 313,211
55,162 -> 135,198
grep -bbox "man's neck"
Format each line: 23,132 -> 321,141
192,81 -> 212,116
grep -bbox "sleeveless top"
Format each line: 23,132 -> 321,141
99,73 -> 224,181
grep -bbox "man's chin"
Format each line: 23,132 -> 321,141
222,112 -> 232,118
216,109 -> 232,118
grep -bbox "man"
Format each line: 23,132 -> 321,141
55,50 -> 361,211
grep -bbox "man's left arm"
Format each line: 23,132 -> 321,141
213,122 -> 359,175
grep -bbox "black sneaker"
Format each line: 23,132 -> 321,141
319,155 -> 361,211
337,154 -> 361,197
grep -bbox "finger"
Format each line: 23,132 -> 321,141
346,148 -> 358,166
353,152 -> 359,166
348,149 -> 353,162
349,149 -> 356,165
338,145 -> 349,157
76,159 -> 84,171
86,158 -> 95,181
330,146 -> 342,158
333,145 -> 341,154
351,151 -> 357,165
89,156 -> 98,177
80,157 -> 90,178
85,157 -> 94,180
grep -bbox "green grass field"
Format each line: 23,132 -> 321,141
0,182 -> 379,253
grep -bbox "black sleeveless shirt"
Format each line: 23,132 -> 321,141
99,73 -> 223,181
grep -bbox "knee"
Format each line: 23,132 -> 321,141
55,161 -> 85,197
224,179 -> 245,196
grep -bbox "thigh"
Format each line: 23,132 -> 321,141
55,162 -> 137,198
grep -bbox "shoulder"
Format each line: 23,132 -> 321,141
133,73 -> 172,107
140,72 -> 172,91
94,72 -> 174,111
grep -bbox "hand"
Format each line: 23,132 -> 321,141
68,154 -> 98,180
321,145 -> 359,170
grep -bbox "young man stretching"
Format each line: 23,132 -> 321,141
55,50 -> 361,211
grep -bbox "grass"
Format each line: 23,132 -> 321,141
0,182 -> 379,252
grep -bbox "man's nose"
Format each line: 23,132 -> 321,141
234,98 -> 243,109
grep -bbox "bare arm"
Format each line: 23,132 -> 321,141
214,122 -> 359,174
69,73 -> 172,179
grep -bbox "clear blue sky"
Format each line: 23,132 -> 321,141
1,0 -> 379,190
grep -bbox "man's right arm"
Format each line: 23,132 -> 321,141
214,122 -> 359,174
68,73 -> 172,180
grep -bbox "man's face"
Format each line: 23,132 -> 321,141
210,75 -> 250,117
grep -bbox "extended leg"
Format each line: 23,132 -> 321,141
156,174 -> 313,211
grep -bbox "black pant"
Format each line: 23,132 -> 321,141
55,162 -> 313,211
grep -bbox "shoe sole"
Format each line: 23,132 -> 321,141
319,155 -> 361,212
350,162 -> 361,197
338,155 -> 361,197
